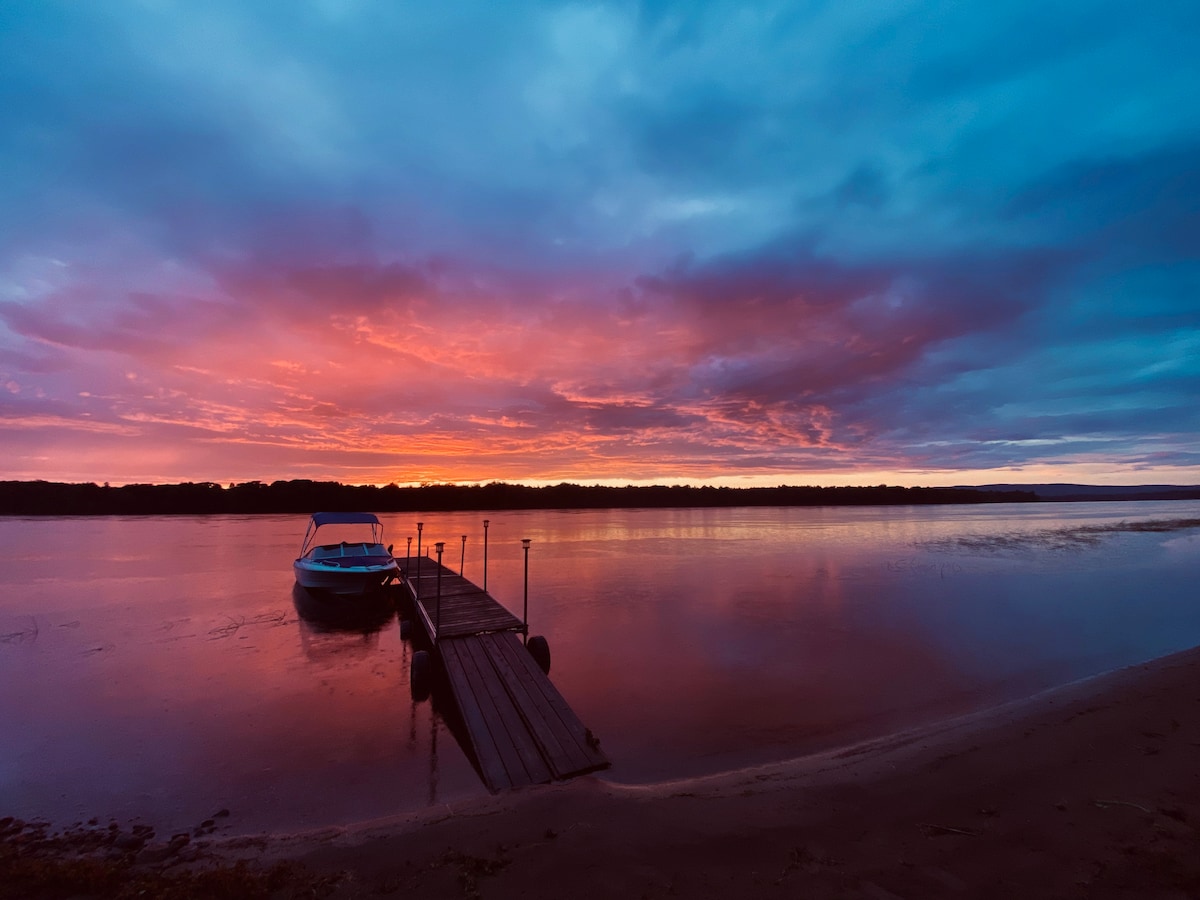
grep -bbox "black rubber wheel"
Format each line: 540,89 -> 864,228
527,635 -> 551,675
410,650 -> 432,701
399,619 -> 412,640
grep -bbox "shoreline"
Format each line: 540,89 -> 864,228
7,645 -> 1200,897
280,644 -> 1200,897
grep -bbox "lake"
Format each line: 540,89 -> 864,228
3,501 -> 1199,834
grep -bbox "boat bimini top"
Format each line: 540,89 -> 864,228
298,512 -> 386,558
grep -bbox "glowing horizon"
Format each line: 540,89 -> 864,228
3,3 -> 1198,489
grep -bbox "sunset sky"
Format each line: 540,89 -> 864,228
2,1 -> 1198,488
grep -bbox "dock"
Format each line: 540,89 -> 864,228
406,561 -> 524,639
401,556 -> 608,792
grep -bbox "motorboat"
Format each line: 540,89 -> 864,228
293,512 -> 400,595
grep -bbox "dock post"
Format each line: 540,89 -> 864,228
435,542 -> 445,640
406,536 -> 412,571
460,534 -> 466,576
415,522 -> 424,599
482,519 -> 490,591
521,538 -> 531,645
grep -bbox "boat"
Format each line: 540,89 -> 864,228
293,512 -> 400,595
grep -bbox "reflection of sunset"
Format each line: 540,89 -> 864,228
4,505 -> 1200,827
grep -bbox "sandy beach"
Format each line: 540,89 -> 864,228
6,644 -> 1200,898
270,644 -> 1200,898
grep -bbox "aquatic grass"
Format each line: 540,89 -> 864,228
920,518 -> 1200,555
206,610 -> 290,640
0,617 -> 39,646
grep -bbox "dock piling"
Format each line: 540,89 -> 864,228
415,522 -> 424,598
521,538 -> 531,644
435,541 -> 445,636
482,519 -> 490,591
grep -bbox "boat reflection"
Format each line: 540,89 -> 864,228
291,582 -> 398,634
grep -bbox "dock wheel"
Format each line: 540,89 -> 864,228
399,619 -> 412,640
410,650 -> 432,701
527,635 -> 551,675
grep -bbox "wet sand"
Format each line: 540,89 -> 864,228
264,644 -> 1200,898
7,645 -> 1200,898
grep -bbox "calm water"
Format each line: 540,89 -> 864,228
3,502 -> 1199,834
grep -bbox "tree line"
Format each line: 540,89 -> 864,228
0,479 -> 1039,516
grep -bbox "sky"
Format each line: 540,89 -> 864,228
2,1 -> 1199,488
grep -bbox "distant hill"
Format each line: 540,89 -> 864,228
968,484 -> 1200,502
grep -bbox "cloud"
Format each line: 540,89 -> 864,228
0,289 -> 242,359
1002,141 -> 1200,264
1,1 -> 1198,485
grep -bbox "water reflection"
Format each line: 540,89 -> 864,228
291,581 -> 453,808
2,503 -> 1199,833
430,503 -> 1200,783
291,582 -> 398,634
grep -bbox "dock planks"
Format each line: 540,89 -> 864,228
402,558 -> 608,791
438,633 -> 608,790
406,561 -> 524,640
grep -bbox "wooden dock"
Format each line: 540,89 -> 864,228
402,557 -> 608,792
406,560 -> 524,640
